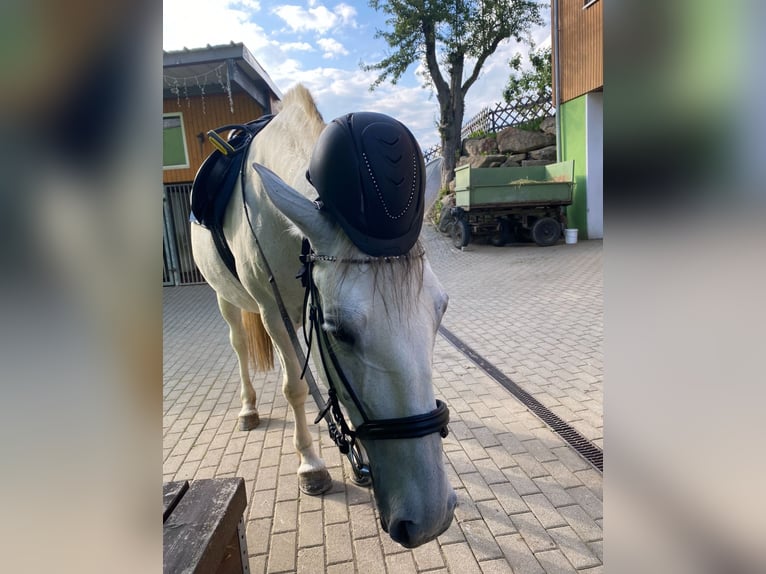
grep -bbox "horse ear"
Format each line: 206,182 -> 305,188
424,157 -> 443,213
252,162 -> 335,244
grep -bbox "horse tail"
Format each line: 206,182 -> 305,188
241,310 -> 274,372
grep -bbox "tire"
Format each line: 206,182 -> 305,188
438,206 -> 454,233
491,218 -> 511,247
531,217 -> 562,246
452,219 -> 471,248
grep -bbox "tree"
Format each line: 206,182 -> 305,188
364,0 -> 544,190
503,45 -> 551,103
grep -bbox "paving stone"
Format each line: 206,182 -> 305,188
522,493 -> 567,529
442,542 -> 482,574
298,510 -> 324,548
509,512 -> 556,553
296,546 -> 324,574
325,522 -> 354,564
266,531 -> 296,573
558,504 -> 602,543
412,540 -> 445,570
272,499 -> 298,533
547,526 -> 601,570
535,548 -> 578,574
246,518 -> 271,556
495,534 -> 544,574
354,537 -> 387,574
477,500 -> 517,537
478,558 -> 514,574
565,486 -> 602,520
461,519 -> 504,561
386,551 -> 418,572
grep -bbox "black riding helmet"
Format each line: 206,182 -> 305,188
306,112 -> 425,257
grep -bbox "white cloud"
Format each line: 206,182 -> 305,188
271,2 -> 357,34
229,0 -> 261,9
334,3 -> 357,26
317,38 -> 349,58
281,41 -> 315,52
163,0 -> 270,52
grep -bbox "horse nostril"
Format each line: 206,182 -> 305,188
388,519 -> 417,548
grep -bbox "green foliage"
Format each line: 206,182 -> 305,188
503,45 -> 552,104
466,129 -> 497,139
515,117 -> 544,132
364,1 -> 544,187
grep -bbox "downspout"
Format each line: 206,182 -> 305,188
553,0 -> 562,162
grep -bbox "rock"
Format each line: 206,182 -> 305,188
462,137 -> 499,156
528,145 -> 557,161
506,153 -> 527,163
457,155 -> 470,167
521,159 -> 555,167
496,126 -> 556,153
468,154 -> 508,168
540,116 -> 556,135
501,159 -> 522,168
489,162 -> 504,168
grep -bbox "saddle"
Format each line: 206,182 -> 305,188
190,115 -> 274,279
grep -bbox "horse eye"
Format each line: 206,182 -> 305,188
332,326 -> 356,346
324,322 -> 355,346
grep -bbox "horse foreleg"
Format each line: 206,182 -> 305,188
261,309 -> 332,495
217,296 -> 260,431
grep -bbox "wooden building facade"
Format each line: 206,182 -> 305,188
162,43 -> 282,285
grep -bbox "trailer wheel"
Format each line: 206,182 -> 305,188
491,218 -> 512,247
531,217 -> 562,246
452,219 -> 471,248
438,205 -> 454,233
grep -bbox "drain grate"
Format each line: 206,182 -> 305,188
439,326 -> 603,472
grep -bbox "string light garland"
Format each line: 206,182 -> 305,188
163,62 -> 235,115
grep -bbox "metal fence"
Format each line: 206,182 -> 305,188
423,95 -> 554,161
163,183 -> 206,286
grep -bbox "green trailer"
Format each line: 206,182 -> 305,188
440,160 -> 575,248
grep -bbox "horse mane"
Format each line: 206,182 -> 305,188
266,85 -> 326,187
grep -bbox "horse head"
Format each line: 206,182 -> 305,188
253,116 -> 455,547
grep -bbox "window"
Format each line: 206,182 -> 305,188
163,113 -> 189,169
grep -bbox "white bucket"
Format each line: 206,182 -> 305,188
565,228 -> 578,244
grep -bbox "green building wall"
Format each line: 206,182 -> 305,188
559,96 -> 588,238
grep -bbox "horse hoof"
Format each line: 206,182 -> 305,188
238,412 -> 260,431
299,469 -> 332,496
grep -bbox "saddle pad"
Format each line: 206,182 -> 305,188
190,115 -> 274,278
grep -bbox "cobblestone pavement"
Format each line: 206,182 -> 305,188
163,224 -> 603,573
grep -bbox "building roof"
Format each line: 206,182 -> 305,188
163,42 -> 282,111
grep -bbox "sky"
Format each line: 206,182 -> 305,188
163,0 -> 550,150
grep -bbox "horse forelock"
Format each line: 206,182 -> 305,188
321,237 -> 426,323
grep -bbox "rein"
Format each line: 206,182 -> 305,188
241,167 -> 450,486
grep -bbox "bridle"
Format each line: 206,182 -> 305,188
242,162 -> 450,486
296,238 -> 450,484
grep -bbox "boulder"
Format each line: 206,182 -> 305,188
506,153 -> 527,163
501,159 -> 522,168
462,137 -> 499,156
496,126 -> 556,153
528,145 -> 557,161
468,154 -> 508,168
540,116 -> 556,135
